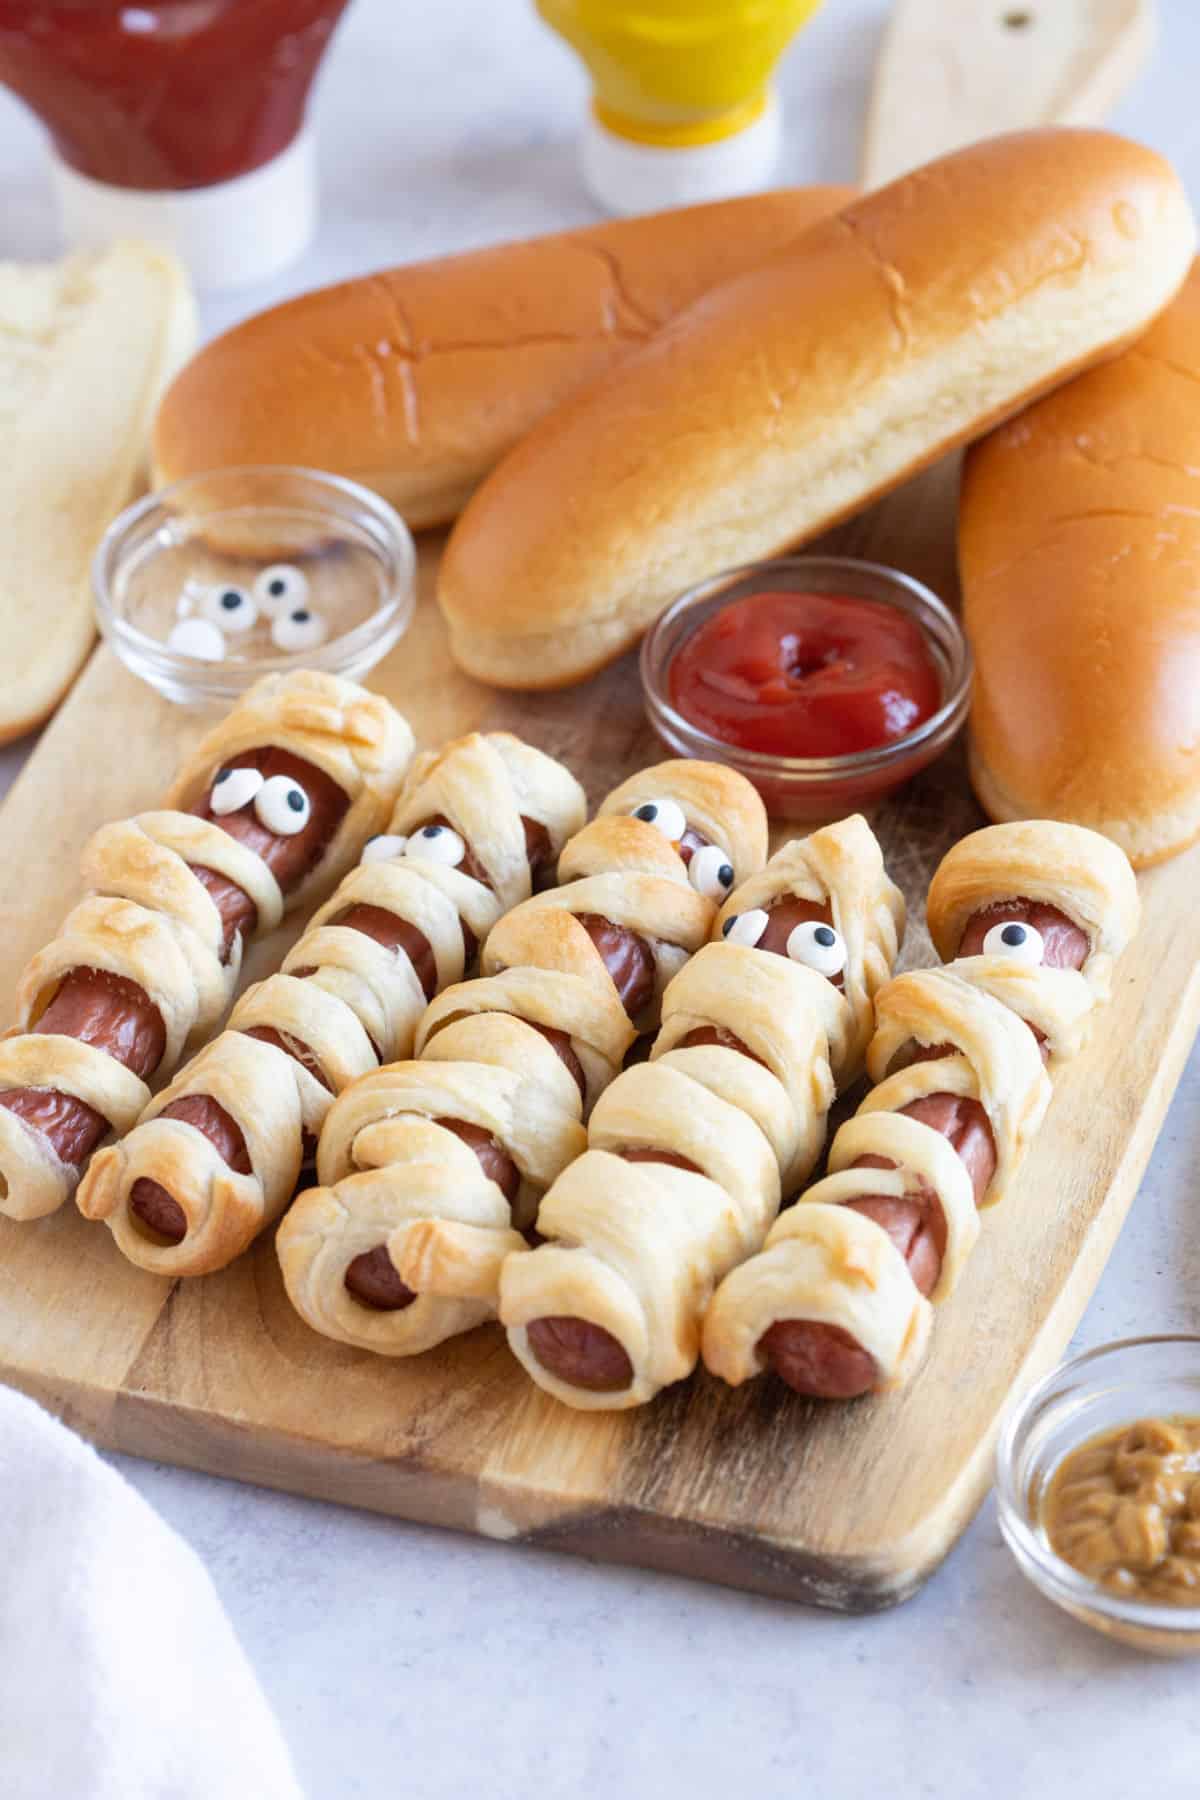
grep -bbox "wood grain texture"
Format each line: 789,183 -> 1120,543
861,0 -> 1154,187
0,465 -> 1194,1611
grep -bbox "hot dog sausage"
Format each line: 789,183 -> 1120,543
342,892 -> 665,1310
525,898 -> 835,1393
760,897 -> 1089,1398
132,814 -> 548,1249
0,749 -> 348,1181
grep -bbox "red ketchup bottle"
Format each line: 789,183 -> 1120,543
0,0 -> 352,289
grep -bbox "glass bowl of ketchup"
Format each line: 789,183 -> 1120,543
640,555 -> 972,821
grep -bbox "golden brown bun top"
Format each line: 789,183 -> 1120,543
960,258 -> 1200,868
440,128 -> 1193,670
151,186 -> 853,500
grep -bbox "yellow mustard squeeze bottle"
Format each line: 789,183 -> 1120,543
537,0 -> 823,215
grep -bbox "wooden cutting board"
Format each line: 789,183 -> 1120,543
2,466 -> 1197,1611
861,0 -> 1153,186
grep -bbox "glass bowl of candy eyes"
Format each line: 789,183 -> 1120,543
93,466 -> 416,706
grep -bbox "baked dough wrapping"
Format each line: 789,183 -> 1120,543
501,815 -> 904,1410
0,671 -> 413,1221
276,761 -> 768,1356
75,732 -> 584,1273
702,819 -> 1140,1396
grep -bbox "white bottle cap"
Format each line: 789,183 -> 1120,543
50,129 -> 316,292
580,93 -> 781,218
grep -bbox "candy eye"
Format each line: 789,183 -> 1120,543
254,774 -> 312,836
689,844 -> 735,900
360,833 -> 408,865
786,920 -> 847,979
200,584 -> 257,635
167,617 -> 225,662
631,798 -> 688,843
253,564 -> 310,618
721,908 -> 769,948
209,765 -> 263,815
982,920 -> 1045,966
271,607 -> 328,653
405,823 -> 466,868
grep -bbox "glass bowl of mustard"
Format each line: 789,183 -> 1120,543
996,1336 -> 1200,1655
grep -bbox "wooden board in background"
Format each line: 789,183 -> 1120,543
861,0 -> 1153,187
1,464 -> 1197,1611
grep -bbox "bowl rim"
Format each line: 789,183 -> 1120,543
995,1332 -> 1200,1635
638,552 -> 973,780
92,463 -> 417,695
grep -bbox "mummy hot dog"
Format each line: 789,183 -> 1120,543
500,816 -> 904,1410
702,821 -> 1140,1400
75,732 -> 586,1275
276,761 -> 768,1356
0,672 -> 413,1222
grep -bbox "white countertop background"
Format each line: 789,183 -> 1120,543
4,2 -> 1200,1795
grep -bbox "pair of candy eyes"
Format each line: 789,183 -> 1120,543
198,565 -> 325,651
630,800 -> 734,899
210,767 -> 311,834
360,803 -> 739,899
722,910 -> 848,977
361,824 -> 466,869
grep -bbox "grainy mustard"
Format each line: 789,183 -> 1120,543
1042,1417 -> 1200,1605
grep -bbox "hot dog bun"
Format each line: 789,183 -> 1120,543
152,188 -> 852,530
960,260 -> 1200,868
437,129 -> 1195,691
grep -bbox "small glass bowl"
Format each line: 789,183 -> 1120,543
93,466 -> 416,706
639,554 -> 971,821
996,1336 -> 1200,1656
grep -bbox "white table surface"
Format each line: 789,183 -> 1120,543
4,3 -> 1200,1795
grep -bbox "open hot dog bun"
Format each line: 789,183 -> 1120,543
438,129 -> 1195,691
0,241 -> 195,744
960,262 -> 1200,869
151,187 -> 852,531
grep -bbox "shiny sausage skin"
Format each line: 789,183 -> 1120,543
0,749 -> 347,1177
524,1145 -> 704,1391
526,1315 -> 635,1392
128,1094 -> 251,1244
760,900 -> 1086,1400
344,1244 -> 416,1311
760,1320 -> 878,1401
677,1024 -> 766,1067
958,898 -> 1089,970
344,1116 -> 523,1311
619,1148 -> 703,1174
577,913 -> 655,1019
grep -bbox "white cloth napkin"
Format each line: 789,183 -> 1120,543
0,1383 -> 301,1800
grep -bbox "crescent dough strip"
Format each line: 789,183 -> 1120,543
77,732 -> 585,1273
278,762 -> 768,1355
500,815 -> 904,1410
0,670 -> 412,1222
704,819 -> 1140,1396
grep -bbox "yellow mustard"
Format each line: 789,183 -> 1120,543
537,0 -> 823,147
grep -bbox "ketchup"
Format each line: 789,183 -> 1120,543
668,590 -> 942,759
0,0 -> 350,189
